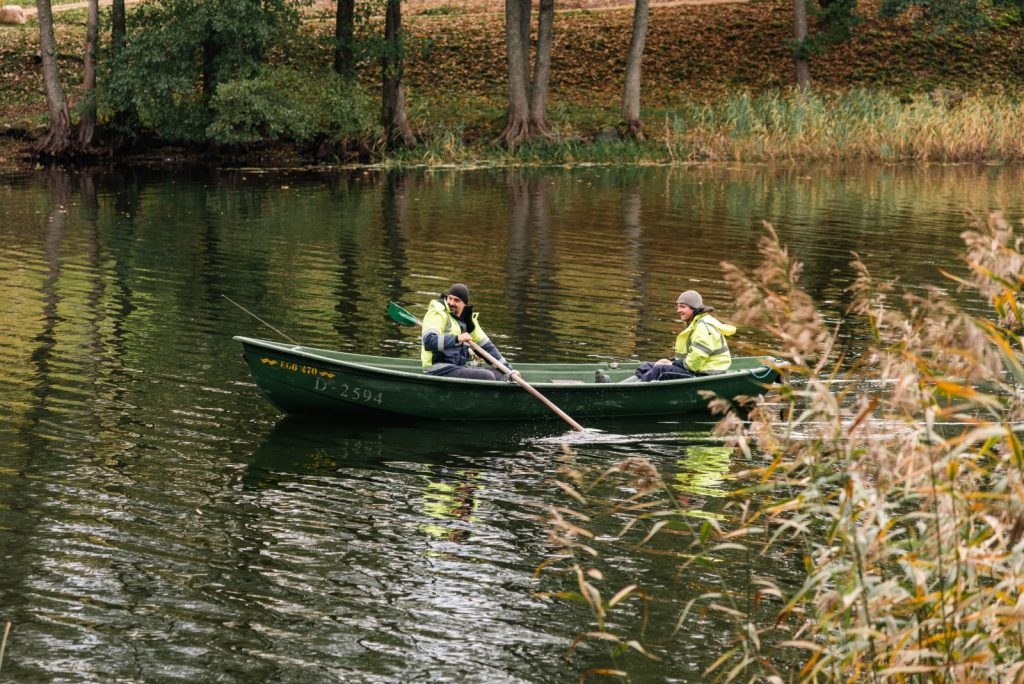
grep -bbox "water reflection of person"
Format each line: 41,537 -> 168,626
420,472 -> 479,543
672,445 -> 733,518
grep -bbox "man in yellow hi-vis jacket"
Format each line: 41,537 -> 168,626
628,290 -> 735,382
421,283 -> 514,381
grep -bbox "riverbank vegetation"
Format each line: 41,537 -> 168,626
538,212 -> 1024,680
1,0 -> 1024,170
390,89 -> 1024,165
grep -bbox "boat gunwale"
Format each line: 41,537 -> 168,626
233,335 -> 779,390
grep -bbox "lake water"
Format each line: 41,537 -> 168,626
1,163 -> 1021,682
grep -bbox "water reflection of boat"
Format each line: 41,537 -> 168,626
242,417 -> 742,540
244,414 -> 732,482
244,418 -> 539,480
234,336 -> 781,423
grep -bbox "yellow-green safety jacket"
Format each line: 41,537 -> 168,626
421,298 -> 507,371
673,312 -> 735,373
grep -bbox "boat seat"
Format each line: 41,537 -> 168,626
548,379 -> 586,384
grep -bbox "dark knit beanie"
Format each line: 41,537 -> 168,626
447,283 -> 470,304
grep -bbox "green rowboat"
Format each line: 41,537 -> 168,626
234,336 -> 781,422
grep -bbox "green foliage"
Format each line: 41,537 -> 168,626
103,0 -> 302,143
206,68 -> 378,145
415,4 -> 467,16
991,0 -> 1023,24
809,0 -> 863,50
879,0 -> 990,32
788,0 -> 861,63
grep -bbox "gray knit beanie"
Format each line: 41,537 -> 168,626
676,290 -> 703,309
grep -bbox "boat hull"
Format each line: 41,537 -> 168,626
234,336 -> 780,422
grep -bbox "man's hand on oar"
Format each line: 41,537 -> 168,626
387,301 -> 585,432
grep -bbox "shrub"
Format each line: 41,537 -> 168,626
207,67 -> 378,145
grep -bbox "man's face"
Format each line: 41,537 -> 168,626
677,302 -> 694,323
447,294 -> 465,317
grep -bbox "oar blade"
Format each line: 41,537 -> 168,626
388,301 -> 420,327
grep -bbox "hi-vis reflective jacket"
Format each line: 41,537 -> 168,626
673,312 -> 736,373
420,298 -> 506,371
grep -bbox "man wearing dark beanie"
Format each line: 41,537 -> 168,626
420,283 -> 513,380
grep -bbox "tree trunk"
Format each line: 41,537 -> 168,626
78,0 -> 98,150
111,0 -> 125,54
334,0 -> 355,78
498,0 -> 532,148
792,0 -> 810,90
529,0 -> 554,138
108,0 -> 131,149
34,0 -> 74,159
381,0 -> 415,148
202,35 -> 219,99
621,0 -> 649,139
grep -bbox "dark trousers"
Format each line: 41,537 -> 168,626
429,364 -> 505,381
635,361 -> 697,382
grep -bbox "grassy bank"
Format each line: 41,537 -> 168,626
390,89 -> 1024,165
1,0 -> 1023,170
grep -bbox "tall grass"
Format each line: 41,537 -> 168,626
537,212 -> 1024,681
392,88 -> 1024,166
659,89 -> 1024,162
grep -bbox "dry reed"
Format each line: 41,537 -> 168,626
538,211 -> 1024,681
664,90 -> 1024,162
0,621 -> 9,673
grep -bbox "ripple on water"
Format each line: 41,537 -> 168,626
3,165 -> 1022,682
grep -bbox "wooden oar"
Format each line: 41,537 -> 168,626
388,301 -> 585,432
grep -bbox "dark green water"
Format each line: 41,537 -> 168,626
1,164 -> 1020,682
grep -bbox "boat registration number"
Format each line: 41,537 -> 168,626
332,382 -> 384,405
266,357 -> 384,404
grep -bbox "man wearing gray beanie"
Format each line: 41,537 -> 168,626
625,290 -> 735,382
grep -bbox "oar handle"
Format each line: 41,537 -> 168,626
466,340 -> 585,432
